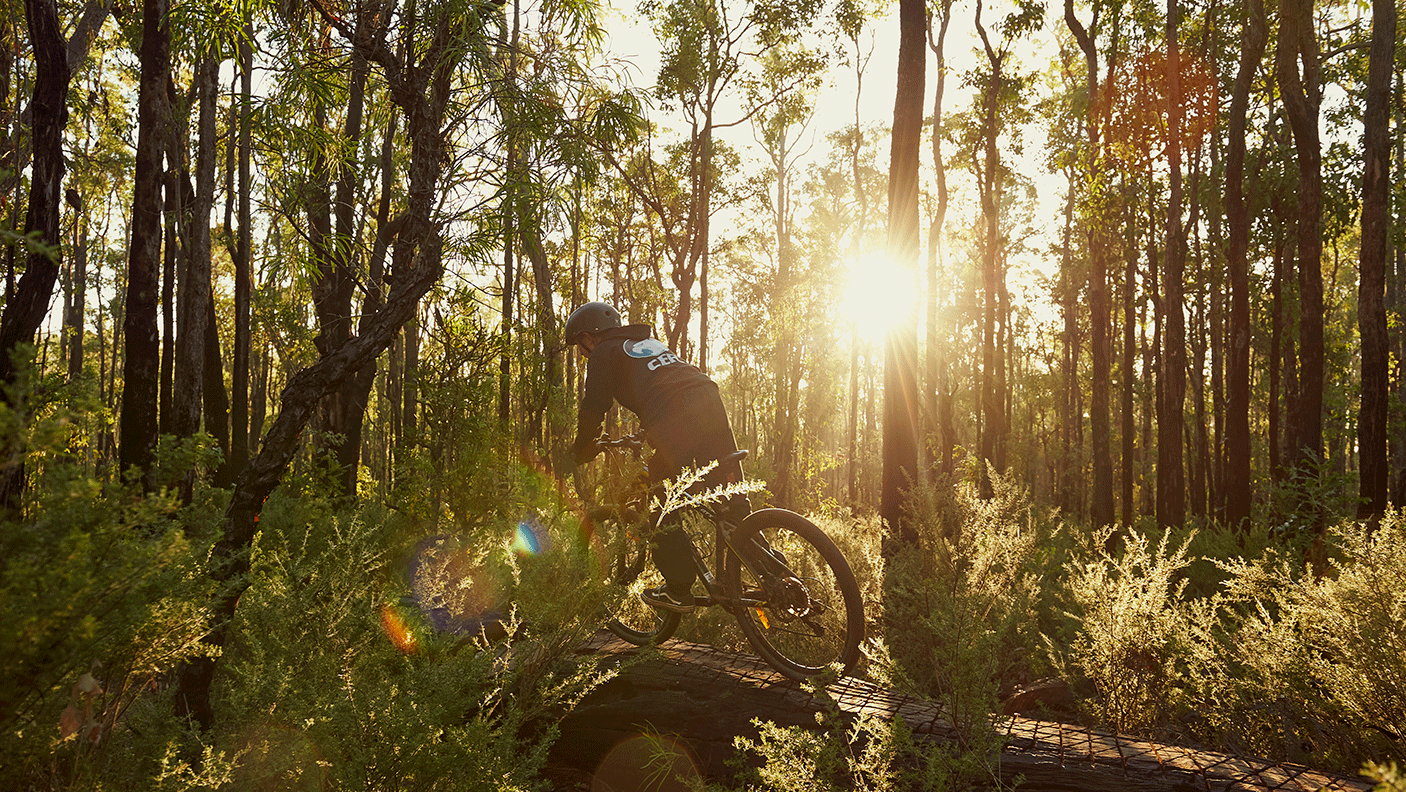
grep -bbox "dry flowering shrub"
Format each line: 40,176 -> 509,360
1192,514 -> 1406,771
1057,529 -> 1196,737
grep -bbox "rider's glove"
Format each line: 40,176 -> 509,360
553,446 -> 578,476
572,436 -> 603,466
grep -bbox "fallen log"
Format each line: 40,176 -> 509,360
546,635 -> 1373,792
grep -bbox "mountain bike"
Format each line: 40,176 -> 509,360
579,432 -> 865,682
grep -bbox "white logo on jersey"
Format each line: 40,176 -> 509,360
623,338 -> 669,358
647,351 -> 681,371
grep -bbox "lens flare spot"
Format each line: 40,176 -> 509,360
592,734 -> 700,792
512,521 -> 544,556
379,603 -> 419,654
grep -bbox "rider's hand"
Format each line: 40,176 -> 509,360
553,446 -> 578,476
572,437 -> 603,466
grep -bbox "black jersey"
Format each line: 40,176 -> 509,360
572,325 -> 717,464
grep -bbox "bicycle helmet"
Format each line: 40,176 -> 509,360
565,301 -> 622,343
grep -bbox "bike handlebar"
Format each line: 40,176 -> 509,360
599,431 -> 647,451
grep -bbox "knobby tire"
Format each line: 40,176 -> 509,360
593,513 -> 682,646
723,508 -> 864,681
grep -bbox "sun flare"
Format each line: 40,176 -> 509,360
843,253 -> 919,345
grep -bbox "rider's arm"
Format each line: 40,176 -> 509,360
572,350 -> 613,464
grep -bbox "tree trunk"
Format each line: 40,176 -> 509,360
1060,171 -> 1080,516
973,3 -> 1005,499
65,208 -> 86,382
1157,2 -> 1187,529
1356,0 -> 1394,521
927,1 -> 953,478
0,0 -> 71,508
1065,0 -> 1112,528
231,24 -> 253,476
310,27 -> 378,497
1275,0 -> 1324,481
1121,195 -> 1137,527
118,0 -> 169,480
1223,0 -> 1266,532
203,288 -> 231,483
160,167 -> 177,436
172,58 -> 217,442
176,8 -> 461,726
880,0 -> 924,543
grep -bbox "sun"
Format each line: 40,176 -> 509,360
842,252 -> 920,346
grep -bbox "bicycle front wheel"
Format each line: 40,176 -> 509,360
593,515 -> 681,646
723,509 -> 864,681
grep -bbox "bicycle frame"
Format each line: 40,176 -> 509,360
593,434 -> 778,614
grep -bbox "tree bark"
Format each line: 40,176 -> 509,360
230,23 -> 253,477
1157,3 -> 1186,529
172,59 -> 217,442
974,0 -> 1006,499
1121,194 -> 1137,526
1223,0 -> 1266,532
1357,0 -> 1394,521
1275,0 -> 1324,481
880,0 -> 924,543
176,4 -> 461,727
1066,0 -> 1112,529
927,0 -> 954,478
0,0 -> 71,508
118,0 -> 169,480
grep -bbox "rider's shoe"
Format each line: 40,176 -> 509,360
641,585 -> 695,614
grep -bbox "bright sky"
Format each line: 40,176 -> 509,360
595,0 -> 1067,338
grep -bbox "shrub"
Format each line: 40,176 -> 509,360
0,429 -> 224,790
1191,513 -> 1406,770
214,494 -> 611,791
1056,528 -> 1197,737
876,469 -> 1043,787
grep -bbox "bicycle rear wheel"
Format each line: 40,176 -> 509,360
723,509 -> 864,681
592,514 -> 681,645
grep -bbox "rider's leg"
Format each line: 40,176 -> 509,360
649,510 -> 697,601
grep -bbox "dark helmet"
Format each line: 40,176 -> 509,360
565,301 -> 622,343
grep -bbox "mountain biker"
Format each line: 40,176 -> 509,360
566,300 -> 750,614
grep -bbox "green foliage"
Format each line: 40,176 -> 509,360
882,471 -> 1041,716
1055,528 -> 1196,736
1368,761 -> 1406,792
728,682 -> 1004,792
215,494 -> 611,791
874,469 -> 1042,787
0,414 -> 223,789
1188,514 -> 1406,770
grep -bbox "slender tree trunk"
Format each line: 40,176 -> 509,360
1357,0 -> 1394,521
1276,0 -> 1324,481
973,1 -> 1005,498
1224,0 -> 1266,531
118,0 -> 170,480
880,0 -> 924,543
403,310 -> 419,447
1121,192 -> 1137,526
0,0 -> 70,507
203,288 -> 230,472
160,168 -> 176,436
928,1 -> 953,477
1268,237 -> 1284,482
172,59 -> 216,443
1060,171 -> 1080,515
66,203 -> 86,382
231,23 -> 253,476
1157,1 -> 1187,529
1066,0 -> 1112,528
